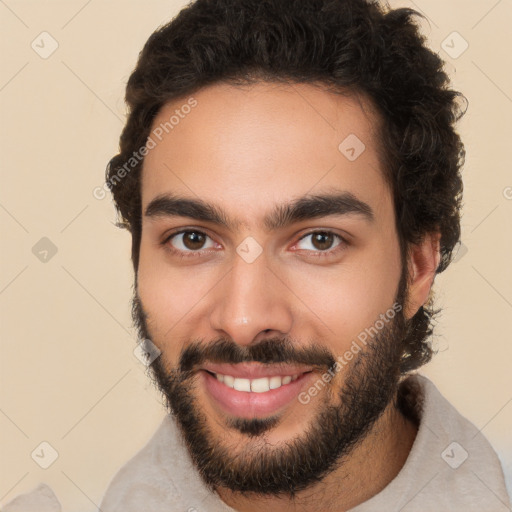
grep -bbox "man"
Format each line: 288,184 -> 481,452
4,0 -> 508,511
98,0 -> 511,511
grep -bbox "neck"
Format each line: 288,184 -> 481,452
216,400 -> 417,512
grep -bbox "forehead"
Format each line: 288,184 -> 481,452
141,82 -> 390,227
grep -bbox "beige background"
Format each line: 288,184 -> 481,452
1,0 -> 511,510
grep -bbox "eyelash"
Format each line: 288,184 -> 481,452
161,229 -> 348,259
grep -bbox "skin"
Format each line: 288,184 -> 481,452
137,82 -> 439,511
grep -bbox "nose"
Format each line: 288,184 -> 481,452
209,250 -> 294,347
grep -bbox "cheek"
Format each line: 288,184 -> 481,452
137,242 -> 218,352
297,242 -> 401,350
137,243 -> 189,353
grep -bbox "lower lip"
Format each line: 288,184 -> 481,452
201,370 -> 314,418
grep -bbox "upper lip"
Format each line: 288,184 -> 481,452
201,362 -> 313,379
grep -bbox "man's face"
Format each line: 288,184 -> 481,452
136,82 -> 405,493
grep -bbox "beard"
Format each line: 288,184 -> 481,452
132,280 -> 409,498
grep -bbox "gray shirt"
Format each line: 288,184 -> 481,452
4,375 -> 511,511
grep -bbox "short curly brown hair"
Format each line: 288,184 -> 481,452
107,0 -> 466,373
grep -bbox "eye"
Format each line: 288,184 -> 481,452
164,230 -> 217,254
294,231 -> 345,254
162,229 -> 347,259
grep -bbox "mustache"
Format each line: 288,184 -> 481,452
179,337 -> 336,374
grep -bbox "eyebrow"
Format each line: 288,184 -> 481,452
144,191 -> 374,231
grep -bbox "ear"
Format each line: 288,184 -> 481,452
404,232 -> 441,319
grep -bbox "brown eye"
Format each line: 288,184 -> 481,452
311,232 -> 335,250
182,231 -> 206,250
168,230 -> 216,252
295,231 -> 344,254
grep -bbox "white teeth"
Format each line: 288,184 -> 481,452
269,376 -> 282,389
223,374 -> 235,387
233,377 -> 251,392
251,377 -> 270,393
214,373 -> 300,392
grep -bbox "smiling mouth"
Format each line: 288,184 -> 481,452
205,371 -> 305,393
200,365 -> 316,419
